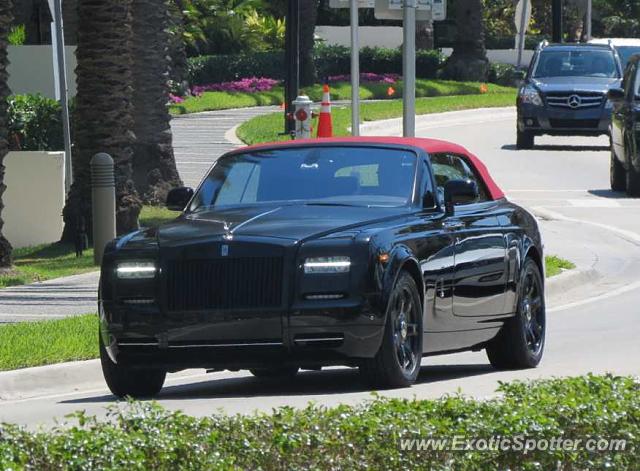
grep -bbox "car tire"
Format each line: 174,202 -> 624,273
516,129 -> 534,150
626,162 -> 640,197
249,366 -> 299,379
486,258 -> 545,370
610,147 -> 626,192
360,271 -> 423,388
99,332 -> 166,398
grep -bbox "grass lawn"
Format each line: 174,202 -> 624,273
0,314 -> 97,371
0,255 -> 570,371
0,244 -> 96,288
237,92 -> 516,145
546,255 -> 576,277
139,205 -> 180,227
169,79 -> 515,115
0,206 -> 179,289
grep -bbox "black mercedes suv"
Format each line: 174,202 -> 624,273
516,41 -> 623,149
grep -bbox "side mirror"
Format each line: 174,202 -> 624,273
166,187 -> 194,211
607,87 -> 625,103
443,179 -> 479,214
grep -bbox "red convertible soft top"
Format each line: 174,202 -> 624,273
241,136 -> 505,201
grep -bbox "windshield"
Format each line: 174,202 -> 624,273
189,146 -> 418,211
618,46 -> 640,68
533,49 -> 619,78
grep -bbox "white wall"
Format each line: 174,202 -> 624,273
317,25 -> 404,49
8,46 -> 77,99
3,151 -> 65,248
316,26 -> 535,67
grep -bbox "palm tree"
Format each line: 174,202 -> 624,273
441,0 -> 488,81
0,0 -> 13,267
131,0 -> 182,204
299,0 -> 318,86
62,0 -> 141,241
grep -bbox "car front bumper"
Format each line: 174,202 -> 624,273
518,102 -> 611,136
100,299 -> 386,372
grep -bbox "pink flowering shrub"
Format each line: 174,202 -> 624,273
169,94 -> 185,104
327,73 -> 400,84
191,77 -> 280,96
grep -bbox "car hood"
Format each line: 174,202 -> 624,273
120,204 -> 410,249
531,76 -> 620,94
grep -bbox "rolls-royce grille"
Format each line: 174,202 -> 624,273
166,257 -> 283,311
545,92 -> 604,109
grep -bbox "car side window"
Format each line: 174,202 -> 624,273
430,153 -> 488,205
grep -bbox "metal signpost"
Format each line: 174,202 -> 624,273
329,0 -> 375,136
284,0 -> 300,136
329,0 -> 447,138
48,0 -> 73,194
515,0 -> 531,69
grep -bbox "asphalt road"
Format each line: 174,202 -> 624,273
2,107 -> 640,428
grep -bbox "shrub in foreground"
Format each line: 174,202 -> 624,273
0,375 -> 638,470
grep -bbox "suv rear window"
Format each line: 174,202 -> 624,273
533,49 -> 619,79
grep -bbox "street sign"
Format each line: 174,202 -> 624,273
329,0 -> 374,8
374,0 -> 446,21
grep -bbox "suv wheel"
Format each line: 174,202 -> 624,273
516,129 -> 534,150
610,147 -> 626,192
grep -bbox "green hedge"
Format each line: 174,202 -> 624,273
187,45 -> 443,85
7,94 -> 66,152
1,375 -> 638,470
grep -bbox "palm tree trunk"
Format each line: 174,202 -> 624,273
61,0 -> 141,242
441,0 -> 489,82
416,20 -> 434,50
299,0 -> 318,86
0,0 -> 13,267
131,0 -> 182,205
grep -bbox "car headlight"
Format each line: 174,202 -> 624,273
519,85 -> 543,106
304,256 -> 351,274
116,261 -> 157,279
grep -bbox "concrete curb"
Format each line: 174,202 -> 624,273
0,359 -> 104,401
545,267 -> 601,304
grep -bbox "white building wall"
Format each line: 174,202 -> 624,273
3,151 -> 65,248
8,46 -> 77,99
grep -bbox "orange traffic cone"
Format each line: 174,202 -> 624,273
317,84 -> 333,138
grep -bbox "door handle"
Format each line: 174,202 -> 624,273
442,221 -> 464,230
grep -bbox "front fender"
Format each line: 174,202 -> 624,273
378,244 -> 424,318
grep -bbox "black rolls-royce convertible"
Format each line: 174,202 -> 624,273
99,137 -> 546,398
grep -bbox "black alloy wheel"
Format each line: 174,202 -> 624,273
360,271 -> 423,388
99,332 -> 166,399
486,258 -> 545,369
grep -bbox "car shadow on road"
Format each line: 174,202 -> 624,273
60,363 -> 495,404
501,144 -> 609,152
587,189 -> 636,199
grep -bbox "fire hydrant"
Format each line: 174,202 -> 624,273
292,95 -> 314,139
